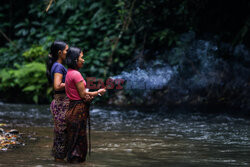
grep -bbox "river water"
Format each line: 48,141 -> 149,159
0,102 -> 249,166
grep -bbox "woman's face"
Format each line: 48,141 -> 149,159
77,51 -> 85,69
59,45 -> 68,60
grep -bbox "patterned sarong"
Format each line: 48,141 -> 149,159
66,100 -> 90,163
50,93 -> 69,159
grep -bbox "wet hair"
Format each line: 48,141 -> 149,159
66,47 -> 81,69
46,40 -> 67,83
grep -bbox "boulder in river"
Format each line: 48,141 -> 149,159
9,129 -> 19,135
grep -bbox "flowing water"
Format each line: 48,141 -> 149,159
0,102 -> 249,167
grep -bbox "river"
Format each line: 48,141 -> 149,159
0,102 -> 249,166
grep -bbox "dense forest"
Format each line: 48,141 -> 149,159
0,0 -> 249,115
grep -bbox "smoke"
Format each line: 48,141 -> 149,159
112,61 -> 174,90
111,31 -> 250,108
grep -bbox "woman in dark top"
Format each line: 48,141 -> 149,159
65,47 -> 106,163
46,40 -> 69,162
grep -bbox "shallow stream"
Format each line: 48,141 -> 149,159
0,102 -> 249,166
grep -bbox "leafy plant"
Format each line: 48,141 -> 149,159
0,0 -> 249,104
0,46 -> 50,103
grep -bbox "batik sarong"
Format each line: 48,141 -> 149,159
50,93 -> 70,159
66,100 -> 90,163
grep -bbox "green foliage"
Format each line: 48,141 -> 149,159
0,42 -> 24,69
23,45 -> 48,62
0,0 -> 249,104
0,46 -> 50,104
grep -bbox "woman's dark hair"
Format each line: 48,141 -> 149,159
66,47 -> 81,69
46,40 -> 67,83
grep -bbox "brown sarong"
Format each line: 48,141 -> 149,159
66,100 -> 90,163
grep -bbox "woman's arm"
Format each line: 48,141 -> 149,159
53,73 -> 65,91
76,81 -> 105,99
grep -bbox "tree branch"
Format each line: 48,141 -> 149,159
46,0 -> 54,12
0,29 -> 13,43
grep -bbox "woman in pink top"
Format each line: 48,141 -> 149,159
65,47 -> 106,163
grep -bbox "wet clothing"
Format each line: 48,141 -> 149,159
51,62 -> 67,83
65,68 -> 87,100
50,93 -> 70,159
66,100 -> 90,163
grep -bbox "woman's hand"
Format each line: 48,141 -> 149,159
98,88 -> 106,96
83,94 -> 94,103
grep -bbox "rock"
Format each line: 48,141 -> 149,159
1,148 -> 7,151
4,132 -> 10,137
9,129 -> 19,135
0,128 -> 4,134
0,128 -> 25,151
29,137 -> 37,141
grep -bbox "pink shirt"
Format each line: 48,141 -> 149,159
65,68 -> 86,100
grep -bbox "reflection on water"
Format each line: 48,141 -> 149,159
0,102 -> 249,166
